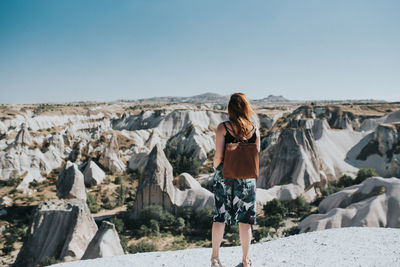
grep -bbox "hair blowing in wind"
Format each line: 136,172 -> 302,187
228,93 -> 258,137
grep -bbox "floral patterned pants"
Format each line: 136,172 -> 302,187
212,162 -> 257,225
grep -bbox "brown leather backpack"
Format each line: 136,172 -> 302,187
222,121 -> 259,179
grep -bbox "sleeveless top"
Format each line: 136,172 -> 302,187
223,120 -> 256,144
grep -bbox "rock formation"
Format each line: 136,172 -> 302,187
127,147 -> 150,172
81,221 -> 124,260
83,159 -> 106,187
298,177 -> 400,233
13,199 -> 98,267
112,109 -> 227,138
256,118 -> 367,202
56,161 -> 87,201
165,123 -> 214,162
14,123 -> 32,146
131,144 -> 213,217
99,133 -> 126,173
348,123 -> 400,177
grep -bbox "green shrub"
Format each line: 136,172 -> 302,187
178,206 -> 195,224
127,240 -> 157,254
109,217 -> 125,233
192,206 -> 213,231
119,235 -> 128,251
1,243 -> 14,255
256,216 -> 269,228
283,196 -> 311,218
226,225 -> 240,246
114,176 -> 123,185
137,225 -> 151,237
164,139 -> 202,177
171,238 -> 188,250
149,219 -> 160,236
265,214 -> 284,231
87,193 -> 100,213
336,174 -> 354,188
116,184 -> 129,207
253,226 -> 271,242
38,256 -> 61,266
102,196 -> 117,210
104,176 -> 112,184
282,226 -> 300,237
320,183 -> 341,197
354,168 -> 378,184
263,199 -> 288,218
172,217 -> 185,233
30,180 -> 40,188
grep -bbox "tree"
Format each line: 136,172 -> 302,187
263,199 -> 288,218
336,174 -> 353,187
266,214 -> 284,232
86,193 -> 100,213
354,168 -> 378,184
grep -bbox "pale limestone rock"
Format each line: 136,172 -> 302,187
350,123 -> 400,177
112,109 -> 227,138
257,123 -> 324,198
81,221 -> 124,260
172,172 -> 213,209
360,109 -> 400,131
127,146 -> 150,172
83,159 -> 105,187
99,133 -> 125,173
165,124 -> 214,162
56,161 -> 87,201
14,123 -> 32,146
257,118 -> 367,202
13,199 -> 98,267
298,177 -> 400,233
1,196 -> 12,206
132,144 -> 213,217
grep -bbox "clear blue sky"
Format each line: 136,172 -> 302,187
0,0 -> 399,104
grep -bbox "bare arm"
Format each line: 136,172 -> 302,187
255,128 -> 261,153
213,123 -> 225,169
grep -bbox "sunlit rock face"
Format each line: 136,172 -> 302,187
298,177 -> 400,233
14,123 -> 33,146
131,144 -> 213,218
81,221 -> 124,260
82,159 -> 106,187
348,123 -> 400,177
56,161 -> 87,201
99,133 -> 126,173
257,117 -> 366,202
0,123 -> 64,193
14,199 -> 98,267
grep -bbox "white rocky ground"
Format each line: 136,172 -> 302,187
51,227 -> 400,267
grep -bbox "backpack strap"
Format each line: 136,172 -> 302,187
222,121 -> 229,132
227,121 -> 256,143
227,121 -> 246,143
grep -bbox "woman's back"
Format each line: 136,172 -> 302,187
223,120 -> 256,144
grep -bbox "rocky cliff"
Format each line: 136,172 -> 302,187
13,199 -> 98,267
131,144 -> 213,217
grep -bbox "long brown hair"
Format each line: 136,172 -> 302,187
228,93 -> 257,137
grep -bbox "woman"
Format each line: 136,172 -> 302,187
210,93 -> 260,267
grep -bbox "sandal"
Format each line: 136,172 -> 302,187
242,257 -> 252,267
211,256 -> 225,267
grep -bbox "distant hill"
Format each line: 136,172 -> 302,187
254,94 -> 290,103
135,93 -> 290,104
136,92 -> 229,104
